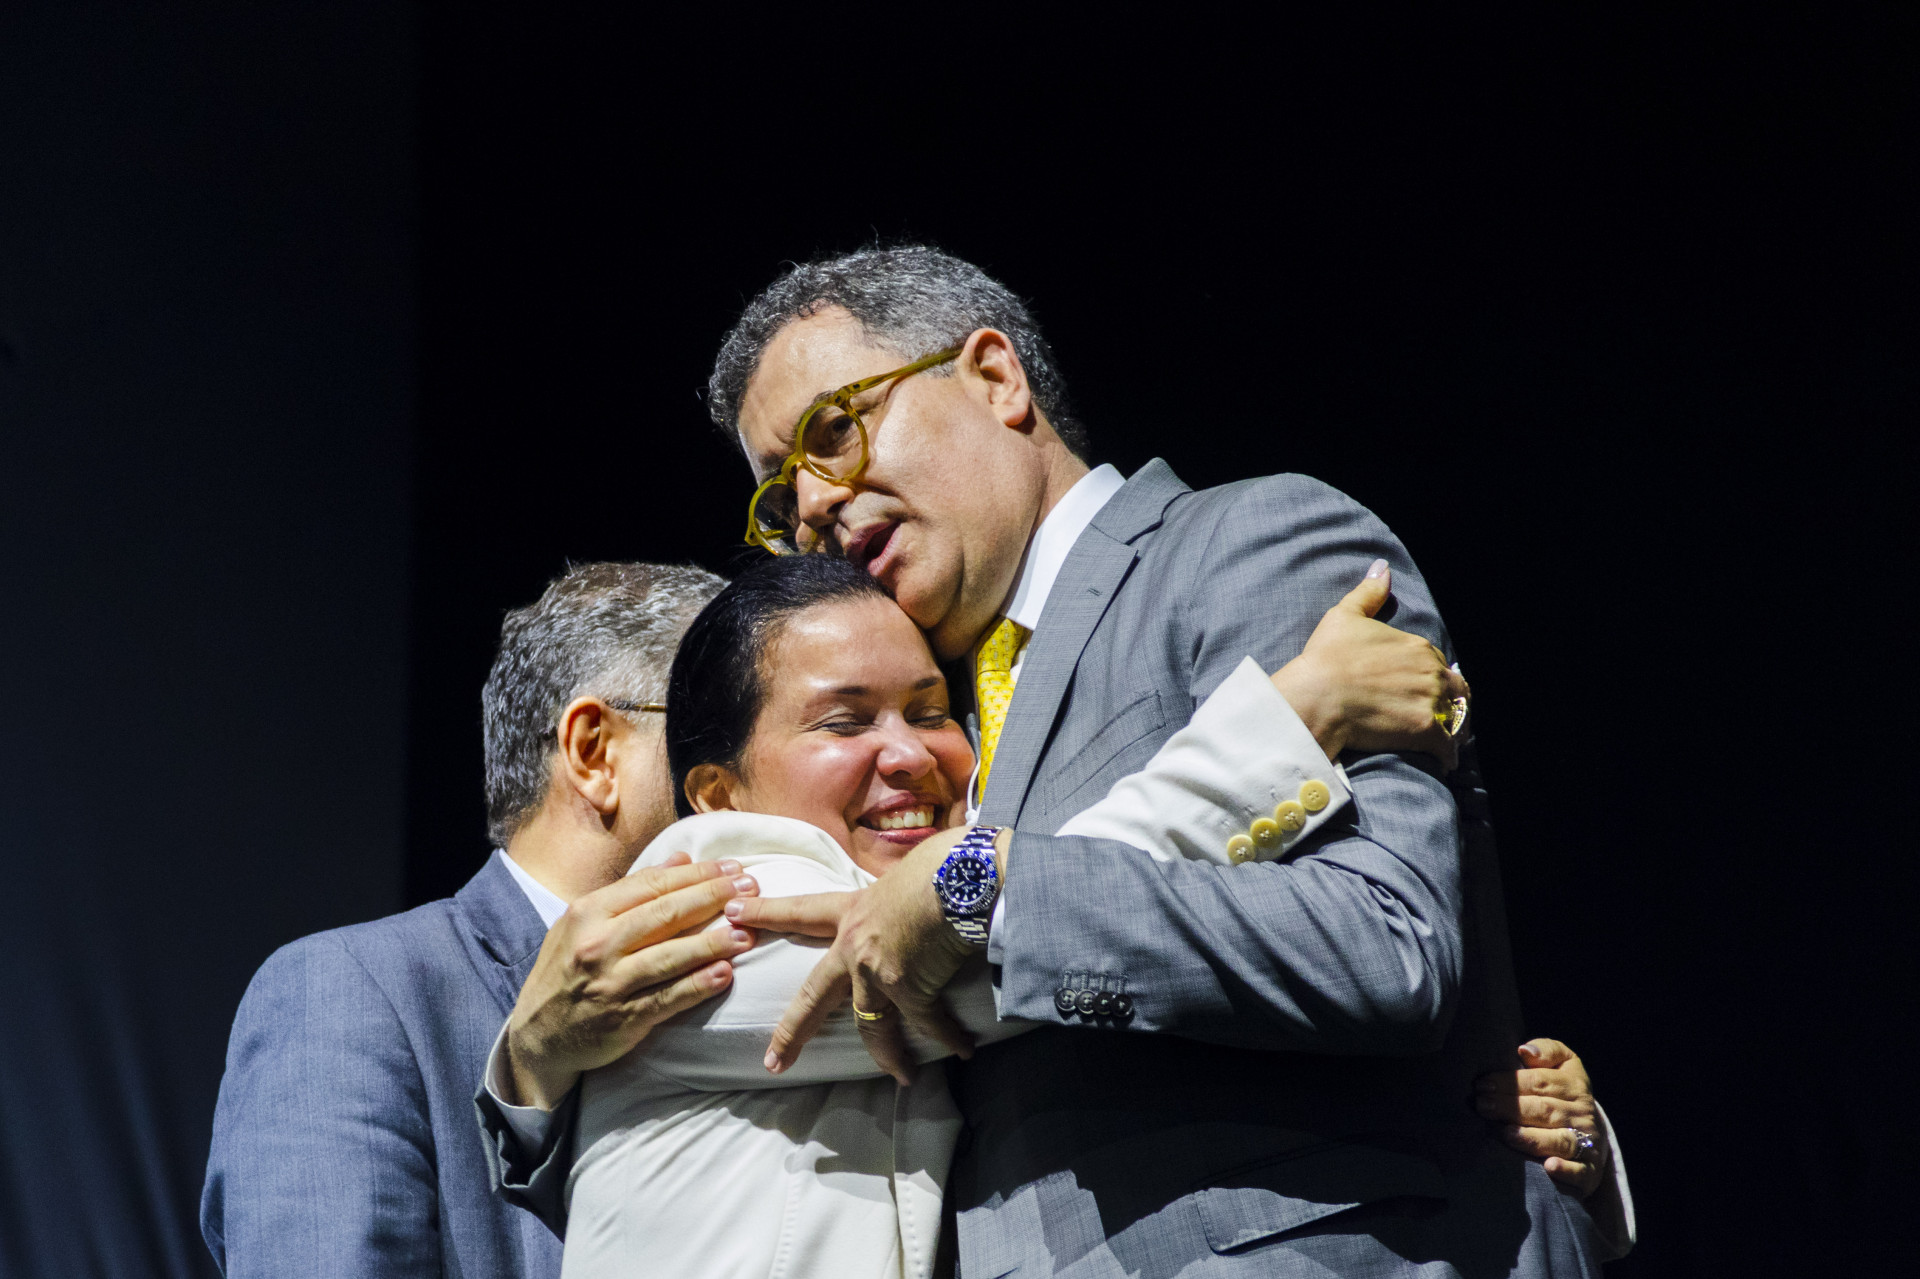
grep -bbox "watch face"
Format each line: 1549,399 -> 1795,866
937,849 -> 995,915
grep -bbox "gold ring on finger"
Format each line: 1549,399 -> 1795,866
1434,695 -> 1469,738
852,1004 -> 888,1021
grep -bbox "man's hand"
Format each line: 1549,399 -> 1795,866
728,827 -> 989,1085
501,854 -> 759,1110
1269,560 -> 1470,769
1474,1038 -> 1611,1197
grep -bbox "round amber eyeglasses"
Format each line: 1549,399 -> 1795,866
744,346 -> 962,554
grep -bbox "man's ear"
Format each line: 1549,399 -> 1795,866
963,328 -> 1035,432
684,763 -> 742,815
555,696 -> 628,819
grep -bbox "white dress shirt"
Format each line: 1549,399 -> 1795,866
971,463 -> 1126,956
997,463 -> 1127,656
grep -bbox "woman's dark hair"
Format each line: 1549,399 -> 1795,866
665,554 -> 892,817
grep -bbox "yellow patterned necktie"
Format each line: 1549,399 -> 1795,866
973,616 -> 1029,791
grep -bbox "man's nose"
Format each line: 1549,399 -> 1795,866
793,468 -> 853,540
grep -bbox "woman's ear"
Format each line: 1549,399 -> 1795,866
684,763 -> 742,815
556,696 -> 625,817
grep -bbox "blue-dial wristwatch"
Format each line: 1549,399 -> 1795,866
932,825 -> 1001,948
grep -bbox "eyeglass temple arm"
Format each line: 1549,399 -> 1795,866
795,345 -> 965,420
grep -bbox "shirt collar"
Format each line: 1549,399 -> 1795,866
498,850 -> 568,930
1000,463 -> 1125,633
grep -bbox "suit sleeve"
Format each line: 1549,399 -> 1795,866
202,936 -> 440,1278
473,1027 -> 581,1237
995,476 -> 1466,1055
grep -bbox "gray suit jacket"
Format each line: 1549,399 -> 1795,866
950,461 -> 1604,1277
202,852 -> 562,1279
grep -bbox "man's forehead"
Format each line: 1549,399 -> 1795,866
740,311 -> 904,444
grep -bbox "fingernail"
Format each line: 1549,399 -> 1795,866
1517,1044 -> 1539,1059
732,875 -> 756,895
764,1052 -> 782,1073
717,859 -> 742,875
730,929 -> 752,946
723,900 -> 744,919
706,965 -> 731,988
1365,558 -> 1388,579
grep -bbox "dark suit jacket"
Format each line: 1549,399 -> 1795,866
202,852 -> 562,1278
949,461 -> 1603,1277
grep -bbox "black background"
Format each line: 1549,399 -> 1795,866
3,3 -> 1913,1275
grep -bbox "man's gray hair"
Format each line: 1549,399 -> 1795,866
706,245 -> 1089,459
482,561 -> 726,847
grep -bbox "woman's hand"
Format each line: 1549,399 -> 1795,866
1474,1038 -> 1612,1197
729,828 -> 984,1085
721,890 -> 857,939
1269,559 -> 1470,768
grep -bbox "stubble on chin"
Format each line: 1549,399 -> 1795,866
881,545 -> 954,644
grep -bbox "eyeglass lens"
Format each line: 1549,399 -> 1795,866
798,403 -> 866,477
753,481 -> 799,533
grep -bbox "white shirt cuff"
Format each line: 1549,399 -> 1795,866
985,886 -> 1008,964
1587,1100 -> 1637,1258
484,1021 -> 557,1154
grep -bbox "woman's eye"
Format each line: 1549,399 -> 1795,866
818,718 -> 868,736
913,711 -> 953,728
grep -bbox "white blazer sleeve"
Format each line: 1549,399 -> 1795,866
1056,656 -> 1351,863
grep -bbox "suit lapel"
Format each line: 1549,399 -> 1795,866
978,460 -> 1190,826
453,852 -> 552,1015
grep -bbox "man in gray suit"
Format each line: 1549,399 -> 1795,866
716,247 -> 1622,1275
201,562 -> 756,1277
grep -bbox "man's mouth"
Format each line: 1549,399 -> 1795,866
842,520 -> 898,575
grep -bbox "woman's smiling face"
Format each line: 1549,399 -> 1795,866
719,594 -> 974,876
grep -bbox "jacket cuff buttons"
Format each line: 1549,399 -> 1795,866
1225,779 -> 1332,864
1054,981 -> 1133,1022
